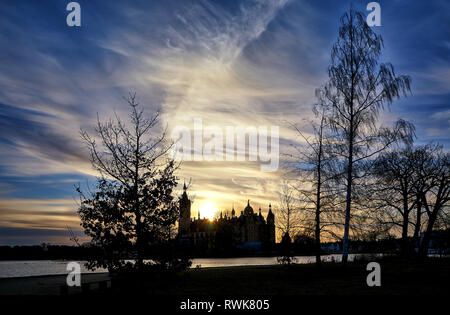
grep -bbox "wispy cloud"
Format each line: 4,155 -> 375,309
0,0 -> 448,243
0,198 -> 79,230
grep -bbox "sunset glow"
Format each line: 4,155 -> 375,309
0,1 -> 448,245
198,201 -> 218,221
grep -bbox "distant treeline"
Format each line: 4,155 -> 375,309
2,229 -> 448,260
0,245 -> 102,261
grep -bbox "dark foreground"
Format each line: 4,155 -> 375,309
0,258 -> 449,295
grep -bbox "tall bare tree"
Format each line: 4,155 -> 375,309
318,9 -> 414,263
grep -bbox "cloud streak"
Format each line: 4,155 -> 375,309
0,0 -> 448,244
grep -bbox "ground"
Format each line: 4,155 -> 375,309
153,258 -> 450,295
0,258 -> 448,295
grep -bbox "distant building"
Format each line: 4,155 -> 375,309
178,185 -> 275,251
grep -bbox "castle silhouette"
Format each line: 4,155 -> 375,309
178,184 -> 275,251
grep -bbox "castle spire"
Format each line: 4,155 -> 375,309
178,181 -> 191,236
181,181 -> 188,200
267,203 -> 274,223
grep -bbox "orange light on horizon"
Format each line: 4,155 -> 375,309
198,200 -> 217,221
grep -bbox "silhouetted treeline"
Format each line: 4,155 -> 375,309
2,229 -> 448,260
0,245 -> 102,261
281,9 -> 449,265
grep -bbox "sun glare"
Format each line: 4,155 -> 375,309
198,201 -> 217,221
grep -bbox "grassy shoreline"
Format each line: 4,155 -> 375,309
0,258 -> 449,295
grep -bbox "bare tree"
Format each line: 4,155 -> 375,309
77,93 -> 181,273
318,9 -> 414,263
276,180 -> 301,239
275,181 -> 301,265
418,149 -> 450,258
288,106 -> 339,266
370,144 -> 448,256
66,225 -> 81,247
371,145 -> 419,256
410,145 -> 440,246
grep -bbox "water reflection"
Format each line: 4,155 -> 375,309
0,254 -> 377,278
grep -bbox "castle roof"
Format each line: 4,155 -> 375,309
243,199 -> 254,215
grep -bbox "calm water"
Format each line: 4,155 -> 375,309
0,254 -> 369,278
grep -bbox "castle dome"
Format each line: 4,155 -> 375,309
243,200 -> 254,215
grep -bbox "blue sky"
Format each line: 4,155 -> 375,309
0,0 -> 449,244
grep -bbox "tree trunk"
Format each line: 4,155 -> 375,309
342,125 -> 353,264
315,188 -> 321,266
342,176 -> 352,264
315,210 -> 321,266
135,213 -> 144,271
400,189 -> 410,256
315,131 -> 323,266
401,211 -> 409,257
342,18 -> 355,265
413,197 -> 422,252
418,210 -> 438,259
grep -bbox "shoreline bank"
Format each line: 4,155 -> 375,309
0,258 -> 449,295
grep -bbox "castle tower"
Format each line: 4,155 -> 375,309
266,203 -> 275,244
178,183 -> 191,236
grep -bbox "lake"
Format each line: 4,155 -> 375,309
0,254 -> 372,278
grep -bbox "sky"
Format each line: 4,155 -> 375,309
0,0 -> 449,245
